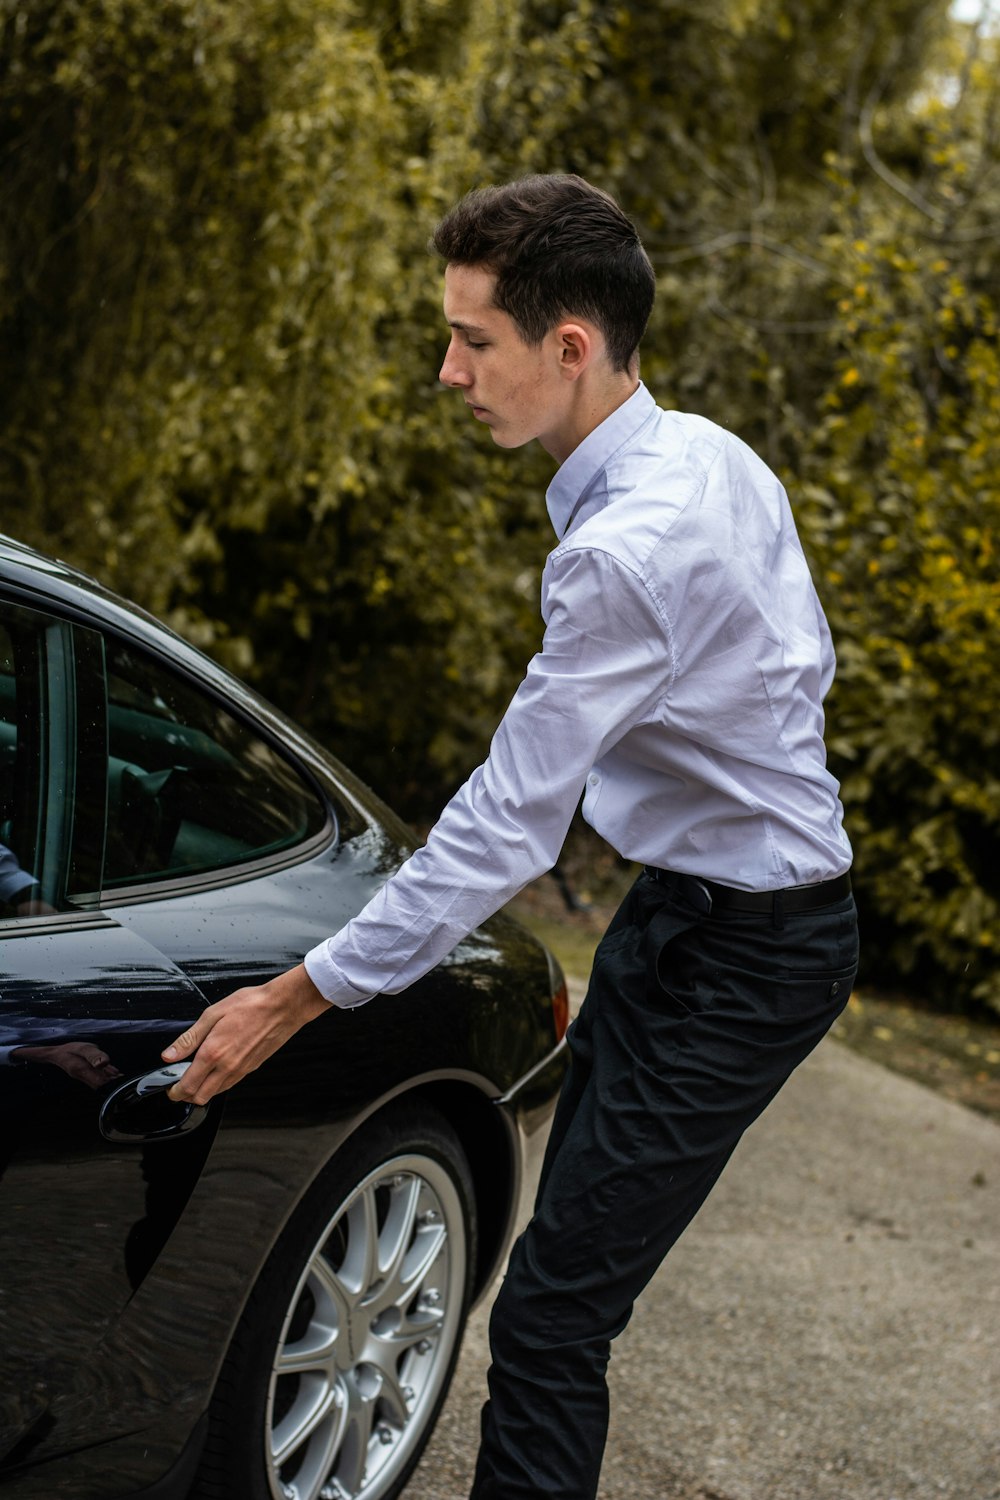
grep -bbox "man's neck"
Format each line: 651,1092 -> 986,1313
542,375 -> 640,465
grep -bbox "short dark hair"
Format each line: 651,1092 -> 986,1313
432,174 -> 655,373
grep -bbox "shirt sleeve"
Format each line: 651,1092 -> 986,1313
304,546 -> 673,1006
0,845 -> 36,906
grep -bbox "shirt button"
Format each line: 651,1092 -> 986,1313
588,774 -> 599,788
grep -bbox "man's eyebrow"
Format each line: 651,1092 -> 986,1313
447,320 -> 490,335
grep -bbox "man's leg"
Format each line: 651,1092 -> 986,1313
471,873 -> 858,1499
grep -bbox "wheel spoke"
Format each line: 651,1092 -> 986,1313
373,1359 -> 410,1428
336,1380 -> 379,1495
271,1379 -> 338,1469
342,1183 -> 381,1297
275,1333 -> 337,1377
399,1221 -> 447,1299
396,1299 -> 445,1344
275,1258 -> 348,1375
296,1394 -> 348,1500
310,1251 -> 356,1325
376,1175 -> 421,1285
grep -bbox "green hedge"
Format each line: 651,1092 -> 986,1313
798,157 -> 1000,1012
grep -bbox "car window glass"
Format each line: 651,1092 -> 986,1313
102,639 -> 327,890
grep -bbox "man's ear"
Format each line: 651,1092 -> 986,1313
556,321 -> 593,380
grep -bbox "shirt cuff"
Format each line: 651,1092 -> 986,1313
0,871 -> 38,906
303,943 -> 375,1009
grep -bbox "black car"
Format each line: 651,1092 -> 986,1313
0,535 -> 569,1500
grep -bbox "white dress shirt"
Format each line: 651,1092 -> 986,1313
305,383 -> 852,1007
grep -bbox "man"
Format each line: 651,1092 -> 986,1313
165,174 -> 858,1499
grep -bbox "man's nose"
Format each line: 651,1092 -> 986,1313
439,341 -> 471,388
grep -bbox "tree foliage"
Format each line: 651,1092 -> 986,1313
1,0 -> 997,1012
0,0 -> 570,799
798,44 -> 1000,1012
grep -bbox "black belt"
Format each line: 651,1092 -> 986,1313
643,867 -> 852,915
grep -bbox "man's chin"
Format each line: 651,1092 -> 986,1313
489,426 -> 532,449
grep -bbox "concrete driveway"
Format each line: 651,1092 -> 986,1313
412,1030 -> 1000,1499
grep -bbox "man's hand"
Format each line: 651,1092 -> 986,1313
163,964 -> 331,1106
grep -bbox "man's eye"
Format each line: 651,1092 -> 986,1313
467,340 -> 488,350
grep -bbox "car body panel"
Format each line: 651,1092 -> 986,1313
0,917 -> 215,1464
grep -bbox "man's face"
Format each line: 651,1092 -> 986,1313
440,263 -> 571,454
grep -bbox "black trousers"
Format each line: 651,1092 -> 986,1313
470,869 -> 859,1500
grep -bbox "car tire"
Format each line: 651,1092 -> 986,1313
192,1102 -> 477,1500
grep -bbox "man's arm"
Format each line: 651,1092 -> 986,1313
166,547 -> 671,1104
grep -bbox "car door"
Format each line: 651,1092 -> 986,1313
0,600 -> 214,1471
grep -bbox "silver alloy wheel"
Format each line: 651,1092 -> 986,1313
264,1151 -> 467,1500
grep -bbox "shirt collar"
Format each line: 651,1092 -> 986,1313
545,381 -> 657,540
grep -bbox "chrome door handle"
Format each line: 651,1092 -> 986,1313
135,1059 -> 194,1095
99,1059 -> 209,1143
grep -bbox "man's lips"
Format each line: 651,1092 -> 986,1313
466,402 -> 490,419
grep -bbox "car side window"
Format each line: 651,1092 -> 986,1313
102,639 -> 328,891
